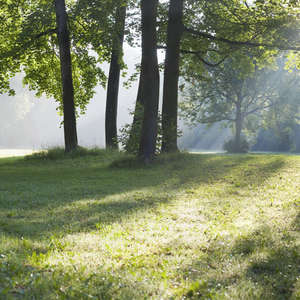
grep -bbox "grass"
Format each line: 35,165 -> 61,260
0,148 -> 300,299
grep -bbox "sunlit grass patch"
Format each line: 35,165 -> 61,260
0,153 -> 300,298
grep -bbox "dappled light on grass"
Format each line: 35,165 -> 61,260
0,152 -> 300,298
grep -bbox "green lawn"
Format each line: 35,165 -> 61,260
0,150 -> 300,299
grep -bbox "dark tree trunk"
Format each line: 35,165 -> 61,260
105,2 -> 126,149
55,0 -> 78,152
138,0 -> 159,162
161,0 -> 184,152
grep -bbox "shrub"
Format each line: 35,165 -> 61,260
223,135 -> 249,153
118,103 -> 163,154
118,104 -> 182,155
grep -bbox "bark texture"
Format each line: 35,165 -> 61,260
55,0 -> 78,152
105,3 -> 126,149
138,0 -> 159,162
161,0 -> 184,152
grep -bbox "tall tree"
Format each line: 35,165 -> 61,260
159,0 -> 300,152
179,57 -> 294,152
1,0 -> 116,151
55,0 -> 78,152
138,0 -> 159,162
161,0 -> 183,152
105,1 -> 127,149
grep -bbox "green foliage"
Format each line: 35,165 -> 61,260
118,103 -> 164,154
177,0 -> 300,82
179,55 -> 300,150
0,0 -> 24,95
19,0 -> 112,115
223,135 -> 249,153
0,0 -> 127,115
118,104 -> 143,154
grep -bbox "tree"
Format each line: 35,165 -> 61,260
55,0 -> 78,151
159,0 -> 300,152
179,56 -> 293,152
105,1 -> 127,149
114,0 -> 300,157
161,0 -> 183,153
138,0 -> 159,162
257,62 -> 300,152
3,0 -> 300,155
0,0 -> 118,151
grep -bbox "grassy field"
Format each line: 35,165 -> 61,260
0,149 -> 300,299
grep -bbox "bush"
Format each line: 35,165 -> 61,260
118,102 -> 182,155
223,135 -> 249,153
118,103 -> 163,154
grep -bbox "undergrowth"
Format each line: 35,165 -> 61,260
25,146 -> 122,160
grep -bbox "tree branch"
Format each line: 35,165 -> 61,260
36,28 -> 58,39
157,45 -> 229,67
187,51 -> 229,67
182,25 -> 300,51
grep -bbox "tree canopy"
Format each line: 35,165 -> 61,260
156,0 -> 300,154
179,56 -> 300,152
2,0 -> 300,155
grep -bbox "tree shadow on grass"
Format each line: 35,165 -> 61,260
0,253 -> 168,299
239,226 -> 300,299
0,154 -> 289,241
178,220 -> 300,299
0,153 -> 296,299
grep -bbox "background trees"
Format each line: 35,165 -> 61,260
1,0 -> 118,151
157,0 -> 300,153
254,66 -> 300,152
180,56 -> 300,152
1,0 -> 300,155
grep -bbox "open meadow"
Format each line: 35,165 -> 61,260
0,149 -> 300,299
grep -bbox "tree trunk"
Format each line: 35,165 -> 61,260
55,0 -> 78,152
138,0 -> 159,162
161,0 -> 184,153
105,2 -> 126,149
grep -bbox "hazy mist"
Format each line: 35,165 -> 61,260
0,45 -> 142,150
0,44 -> 228,151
